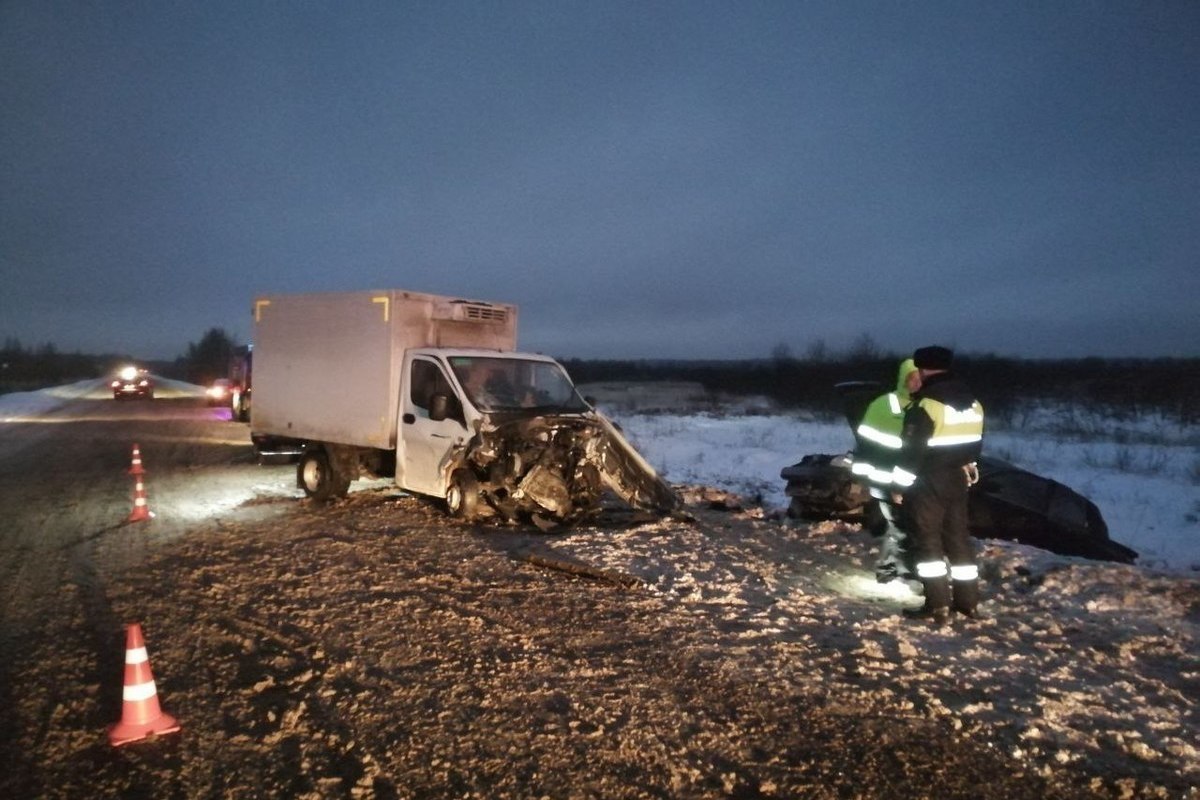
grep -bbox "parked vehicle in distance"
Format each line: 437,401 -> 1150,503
206,378 -> 235,407
111,366 -> 154,400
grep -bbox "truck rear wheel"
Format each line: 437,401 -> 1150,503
298,448 -> 351,502
446,470 -> 480,520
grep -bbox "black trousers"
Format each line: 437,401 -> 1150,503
903,465 -> 977,610
905,467 -> 972,564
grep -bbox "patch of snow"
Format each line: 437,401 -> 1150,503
609,408 -> 1199,573
0,378 -> 100,419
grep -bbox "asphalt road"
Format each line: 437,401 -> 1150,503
0,384 -> 271,643
0,386 -> 294,793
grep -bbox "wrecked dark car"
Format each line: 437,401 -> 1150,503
967,456 -> 1136,563
780,382 -> 1138,565
781,454 -> 872,521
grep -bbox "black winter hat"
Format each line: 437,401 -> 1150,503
913,345 -> 954,370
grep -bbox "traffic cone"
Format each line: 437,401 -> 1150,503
128,474 -> 154,522
108,623 -> 180,746
128,444 -> 145,476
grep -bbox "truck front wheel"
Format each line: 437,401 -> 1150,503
446,470 -> 480,520
298,448 -> 351,502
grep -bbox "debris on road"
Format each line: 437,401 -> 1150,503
512,546 -> 646,589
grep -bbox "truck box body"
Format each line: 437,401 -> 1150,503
251,290 -> 517,449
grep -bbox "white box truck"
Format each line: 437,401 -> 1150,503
249,289 -> 678,525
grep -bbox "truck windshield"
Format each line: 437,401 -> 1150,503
449,356 -> 588,413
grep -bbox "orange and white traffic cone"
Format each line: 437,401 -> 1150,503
128,474 -> 154,522
108,623 -> 180,746
128,444 -> 145,476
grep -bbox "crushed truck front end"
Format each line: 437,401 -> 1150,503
448,411 -> 679,528
399,349 -> 679,527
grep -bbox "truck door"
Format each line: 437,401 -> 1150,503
397,356 -> 468,497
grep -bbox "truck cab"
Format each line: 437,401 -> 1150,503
397,348 -> 677,526
397,350 -> 581,500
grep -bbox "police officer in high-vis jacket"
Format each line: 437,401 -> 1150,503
850,358 -> 921,581
894,346 -> 985,624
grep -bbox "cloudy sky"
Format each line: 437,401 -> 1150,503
2,1 -> 1197,362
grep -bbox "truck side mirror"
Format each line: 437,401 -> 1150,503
429,393 -> 449,422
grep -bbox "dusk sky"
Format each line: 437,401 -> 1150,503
2,1 -> 1197,362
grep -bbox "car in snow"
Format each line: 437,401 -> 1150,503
206,378 -> 236,408
111,367 -> 154,400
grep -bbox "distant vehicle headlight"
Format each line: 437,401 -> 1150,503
119,366 -> 139,381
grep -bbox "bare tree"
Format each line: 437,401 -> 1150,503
804,338 -> 828,363
770,341 -> 795,365
847,333 -> 881,361
185,328 -> 238,385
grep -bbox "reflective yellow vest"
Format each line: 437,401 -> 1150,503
921,397 -> 984,450
893,397 -> 984,488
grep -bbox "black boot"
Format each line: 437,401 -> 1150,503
904,576 -> 951,625
952,578 -> 980,617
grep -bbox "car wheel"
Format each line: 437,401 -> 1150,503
446,469 -> 480,520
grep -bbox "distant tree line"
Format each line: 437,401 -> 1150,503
561,344 -> 1200,425
4,331 -> 1197,426
179,328 -> 238,386
0,338 -> 121,394
0,328 -> 240,395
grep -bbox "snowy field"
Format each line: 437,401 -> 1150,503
582,381 -> 1200,573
